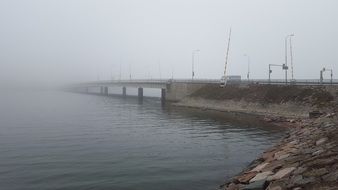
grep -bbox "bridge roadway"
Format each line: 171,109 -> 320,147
71,78 -> 338,104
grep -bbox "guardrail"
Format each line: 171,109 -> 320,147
75,78 -> 338,87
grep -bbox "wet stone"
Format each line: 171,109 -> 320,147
292,167 -> 307,175
242,180 -> 266,190
237,172 -> 257,183
262,162 -> 283,173
312,149 -> 324,156
277,153 -> 290,161
251,163 -> 269,172
283,155 -> 304,165
316,137 -> 328,146
305,157 -> 338,167
249,171 -> 273,183
226,183 -> 239,190
266,180 -> 287,190
268,167 -> 296,181
263,151 -> 278,162
303,168 -> 328,177
290,176 -> 315,186
322,171 -> 338,182
301,148 -> 315,154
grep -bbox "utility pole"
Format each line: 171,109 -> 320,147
192,49 -> 200,80
289,35 -> 295,81
284,34 -> 294,84
244,54 -> 250,81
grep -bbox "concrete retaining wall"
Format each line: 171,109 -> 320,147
166,82 -> 207,102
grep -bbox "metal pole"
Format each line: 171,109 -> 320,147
284,34 -> 294,84
224,28 -> 232,78
192,49 -> 199,80
192,51 -> 194,80
269,64 -> 271,84
248,56 -> 250,81
289,36 -> 294,81
244,54 -> 250,81
285,36 -> 288,84
320,69 -> 323,85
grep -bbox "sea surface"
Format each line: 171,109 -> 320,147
0,90 -> 285,190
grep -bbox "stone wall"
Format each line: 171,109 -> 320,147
166,82 -> 207,102
174,84 -> 338,118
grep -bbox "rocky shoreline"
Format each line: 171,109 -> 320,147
221,113 -> 338,190
172,100 -> 338,189
171,85 -> 338,189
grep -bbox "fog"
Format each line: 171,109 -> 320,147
0,0 -> 337,87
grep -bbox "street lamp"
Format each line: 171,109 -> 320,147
192,49 -> 200,80
244,54 -> 250,81
284,34 -> 294,84
289,35 -> 295,81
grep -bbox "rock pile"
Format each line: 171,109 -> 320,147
222,117 -> 338,190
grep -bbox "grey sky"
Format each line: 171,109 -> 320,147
0,0 -> 337,86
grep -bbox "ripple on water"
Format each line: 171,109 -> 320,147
0,92 -> 285,190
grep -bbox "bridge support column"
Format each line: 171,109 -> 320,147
161,88 -> 166,105
122,87 -> 126,98
104,87 -> 108,95
138,87 -> 143,103
100,87 -> 104,94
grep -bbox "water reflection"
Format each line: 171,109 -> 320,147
0,91 -> 285,190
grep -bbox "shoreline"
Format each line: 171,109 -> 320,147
222,116 -> 338,190
170,100 -> 338,189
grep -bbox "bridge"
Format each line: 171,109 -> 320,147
70,79 -> 218,104
69,78 -> 338,104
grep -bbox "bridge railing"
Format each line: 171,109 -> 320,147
75,78 -> 338,87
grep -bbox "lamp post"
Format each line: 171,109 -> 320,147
244,54 -> 250,81
289,35 -> 295,81
192,49 -> 200,80
284,34 -> 294,84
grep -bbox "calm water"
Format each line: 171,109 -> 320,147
0,91 -> 285,190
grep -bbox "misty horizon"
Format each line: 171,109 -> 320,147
1,0 -> 337,87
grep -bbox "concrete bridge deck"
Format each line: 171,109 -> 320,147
69,78 -> 338,104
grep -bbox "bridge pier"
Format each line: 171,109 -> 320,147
138,87 -> 143,103
122,87 -> 126,98
104,87 -> 108,95
100,87 -> 104,94
161,88 -> 166,105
